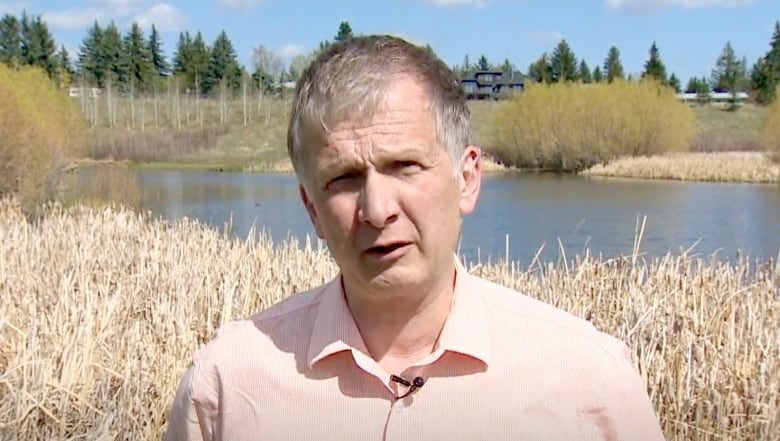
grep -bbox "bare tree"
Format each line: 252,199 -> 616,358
252,45 -> 285,80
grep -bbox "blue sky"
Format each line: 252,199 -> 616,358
1,0 -> 777,83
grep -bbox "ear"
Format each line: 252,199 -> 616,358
458,145 -> 482,215
299,184 -> 325,239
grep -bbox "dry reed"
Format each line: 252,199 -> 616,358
582,152 -> 780,184
1,200 -> 778,440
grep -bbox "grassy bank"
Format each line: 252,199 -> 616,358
1,200 -> 778,440
75,93 -> 774,184
582,151 -> 780,183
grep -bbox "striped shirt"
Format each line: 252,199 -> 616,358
164,259 -> 666,441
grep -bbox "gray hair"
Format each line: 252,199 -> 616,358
287,35 -> 473,178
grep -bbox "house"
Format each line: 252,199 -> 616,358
68,87 -> 101,99
460,71 -> 525,100
676,91 -> 749,107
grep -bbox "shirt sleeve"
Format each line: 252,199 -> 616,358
163,363 -> 216,441
594,339 -> 667,441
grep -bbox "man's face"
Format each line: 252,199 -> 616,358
298,76 -> 482,297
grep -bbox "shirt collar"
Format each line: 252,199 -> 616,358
306,257 -> 491,369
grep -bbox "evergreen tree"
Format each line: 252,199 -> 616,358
334,21 -> 354,42
77,21 -> 105,86
551,39 -> 578,82
459,54 -> 473,77
206,30 -> 242,92
173,31 -> 192,76
148,24 -> 169,77
177,31 -> 210,92
752,21 -> 780,103
668,72 -> 681,93
579,60 -> 592,83
592,65 -> 603,83
685,77 -> 711,103
123,22 -> 153,92
477,54 -> 490,71
500,58 -> 515,73
603,46 -> 625,83
528,53 -> 553,83
642,41 -> 667,83
54,44 -> 75,86
101,21 -> 127,88
20,12 -> 57,77
711,41 -> 747,95
0,14 -> 22,67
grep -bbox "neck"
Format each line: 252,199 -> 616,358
343,267 -> 456,372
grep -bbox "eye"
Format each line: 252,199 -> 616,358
325,171 -> 360,190
393,161 -> 423,173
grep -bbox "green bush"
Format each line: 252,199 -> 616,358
488,80 -> 697,171
0,64 -> 86,213
760,86 -> 780,163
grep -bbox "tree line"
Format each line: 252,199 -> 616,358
1,11 -> 779,103
0,12 -> 358,98
456,21 -> 780,103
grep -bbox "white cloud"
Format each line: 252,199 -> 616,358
425,0 -> 487,7
276,44 -> 306,59
606,0 -> 758,11
133,3 -> 186,31
0,2 -> 28,16
525,30 -> 565,45
43,8 -> 110,30
216,0 -> 262,9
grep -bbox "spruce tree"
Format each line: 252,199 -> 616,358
642,41 -> 667,84
603,46 -> 625,83
123,22 -> 153,93
20,12 -> 57,77
101,21 -> 127,89
77,21 -> 105,86
528,53 -> 553,83
551,39 -> 578,83
148,24 -> 169,77
334,21 -> 354,42
189,32 -> 210,93
477,54 -> 490,71
711,41 -> 747,97
0,14 -> 22,67
579,60 -> 592,83
55,44 -> 74,86
206,30 -> 241,92
592,65 -> 603,83
753,21 -> 780,103
668,72 -> 681,93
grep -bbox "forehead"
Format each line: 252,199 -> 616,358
317,78 -> 439,159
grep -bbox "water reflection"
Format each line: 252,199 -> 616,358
66,166 -> 780,264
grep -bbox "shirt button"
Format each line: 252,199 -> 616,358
394,400 -> 406,414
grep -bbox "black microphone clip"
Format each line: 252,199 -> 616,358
390,374 -> 425,399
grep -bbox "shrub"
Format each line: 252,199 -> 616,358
761,86 -> 780,163
488,80 -> 697,171
0,64 -> 86,213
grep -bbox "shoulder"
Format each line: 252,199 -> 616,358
188,280 -> 331,376
467,272 -> 630,365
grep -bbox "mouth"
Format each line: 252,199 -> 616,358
363,242 -> 412,259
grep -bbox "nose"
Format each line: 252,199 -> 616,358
357,171 -> 399,228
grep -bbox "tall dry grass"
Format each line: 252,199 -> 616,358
1,201 -> 778,440
582,152 -> 780,183
488,80 -> 697,171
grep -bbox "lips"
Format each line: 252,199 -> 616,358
363,241 -> 412,259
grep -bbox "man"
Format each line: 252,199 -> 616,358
164,35 -> 666,440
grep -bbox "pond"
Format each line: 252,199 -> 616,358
66,166 -> 780,265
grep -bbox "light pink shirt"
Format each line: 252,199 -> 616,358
165,260 -> 666,441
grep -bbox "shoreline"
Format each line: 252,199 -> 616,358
65,151 -> 779,184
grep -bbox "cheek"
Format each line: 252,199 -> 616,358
320,196 -> 359,233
